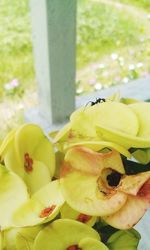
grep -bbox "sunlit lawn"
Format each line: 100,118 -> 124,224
76,0 -> 150,94
119,0 -> 150,11
0,0 -> 35,98
0,0 -> 150,97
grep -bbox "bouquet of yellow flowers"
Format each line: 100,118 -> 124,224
0,95 -> 150,250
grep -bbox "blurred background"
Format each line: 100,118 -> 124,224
0,0 -> 150,138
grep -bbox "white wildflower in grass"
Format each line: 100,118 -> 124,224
98,63 -> 105,69
137,62 -> 143,68
147,14 -> 150,19
4,83 -> 13,91
123,77 -> 129,83
94,83 -> 102,90
119,57 -> 124,62
140,37 -> 145,42
103,84 -> 109,89
18,104 -> 24,110
118,57 -> 124,66
111,53 -> 118,60
119,61 -> 124,66
114,76 -> 121,82
4,79 -> 19,91
129,64 -> 135,71
76,87 -> 83,94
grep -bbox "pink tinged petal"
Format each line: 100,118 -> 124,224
138,178 -> 150,203
60,167 -> 127,217
64,147 -> 104,175
103,195 -> 149,229
64,147 -> 124,176
117,172 -> 150,196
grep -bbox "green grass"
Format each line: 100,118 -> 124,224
119,0 -> 150,11
76,0 -> 150,94
0,0 -> 149,97
0,0 -> 35,98
77,1 -> 149,69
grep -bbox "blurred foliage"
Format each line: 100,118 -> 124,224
0,0 -> 35,99
0,0 -> 150,98
77,1 -> 145,68
76,0 -> 150,94
119,0 -> 150,11
0,0 -> 150,135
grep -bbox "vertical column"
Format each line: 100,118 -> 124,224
30,0 -> 76,124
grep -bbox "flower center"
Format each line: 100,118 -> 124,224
107,171 -> 122,187
67,245 -> 82,250
76,213 -> 91,223
39,205 -> 56,218
24,153 -> 33,173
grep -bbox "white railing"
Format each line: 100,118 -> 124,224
30,0 -> 76,126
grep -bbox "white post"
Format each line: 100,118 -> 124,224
30,0 -> 76,125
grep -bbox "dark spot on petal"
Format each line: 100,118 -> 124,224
24,153 -> 33,173
67,245 -> 82,250
39,205 -> 56,218
107,171 -> 122,187
76,213 -> 92,223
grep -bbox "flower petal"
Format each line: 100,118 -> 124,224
0,165 -> 28,229
13,180 -> 64,227
103,195 -> 149,229
60,165 -> 127,216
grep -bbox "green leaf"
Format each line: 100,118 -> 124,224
106,228 -> 141,250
